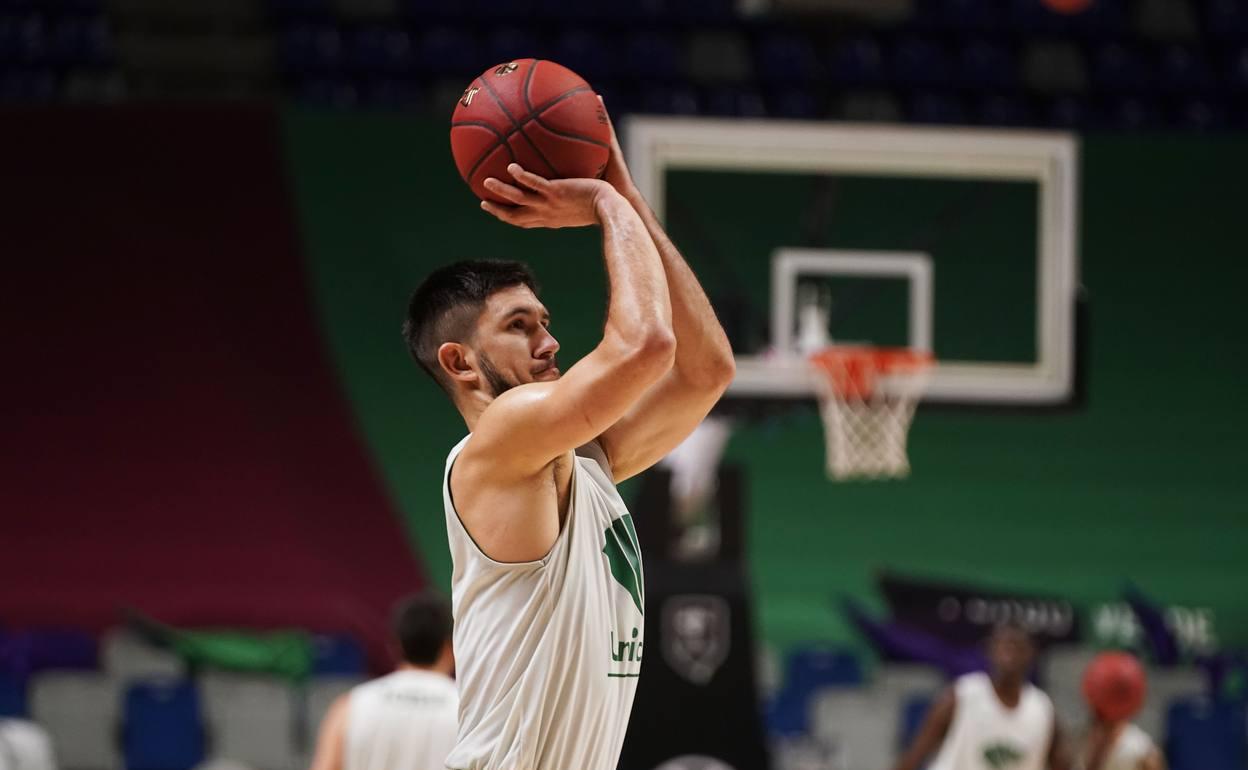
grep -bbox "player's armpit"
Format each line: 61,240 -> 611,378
892,687 -> 956,770
597,365 -> 733,482
466,330 -> 675,479
308,694 -> 349,770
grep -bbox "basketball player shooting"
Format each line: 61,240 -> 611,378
894,623 -> 1072,770
402,109 -> 735,770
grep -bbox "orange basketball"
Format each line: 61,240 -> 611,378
1042,0 -> 1093,14
449,59 -> 609,204
1082,652 -> 1147,721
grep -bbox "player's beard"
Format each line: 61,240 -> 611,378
477,352 -> 517,397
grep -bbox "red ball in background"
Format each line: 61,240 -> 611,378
1083,651 -> 1147,721
450,59 -> 610,203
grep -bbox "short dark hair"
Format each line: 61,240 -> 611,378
402,260 -> 539,394
392,591 -> 452,666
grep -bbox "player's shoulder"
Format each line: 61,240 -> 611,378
1119,722 -> 1156,752
954,670 -> 991,693
461,382 -> 558,458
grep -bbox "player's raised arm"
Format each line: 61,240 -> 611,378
593,105 -> 737,480
470,163 -> 675,476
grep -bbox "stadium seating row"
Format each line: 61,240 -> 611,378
0,628 -> 368,770
759,644 -> 1247,770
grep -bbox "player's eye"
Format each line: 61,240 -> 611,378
509,319 -> 526,331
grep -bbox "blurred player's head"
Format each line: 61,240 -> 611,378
404,260 -> 559,408
392,591 -> 454,671
987,620 -> 1036,684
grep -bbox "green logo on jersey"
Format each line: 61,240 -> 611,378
982,742 -> 1025,769
603,514 -> 644,614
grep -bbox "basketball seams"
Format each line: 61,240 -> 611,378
531,114 -> 610,149
477,73 -> 559,177
451,62 -> 603,194
522,58 -> 538,114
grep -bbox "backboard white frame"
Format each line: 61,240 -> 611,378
624,116 -> 1081,405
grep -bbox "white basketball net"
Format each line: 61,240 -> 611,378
810,348 -> 931,481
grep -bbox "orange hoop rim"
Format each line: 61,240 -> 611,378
809,346 -> 933,400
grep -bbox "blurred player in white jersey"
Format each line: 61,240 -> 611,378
894,622 -> 1071,770
309,592 -> 457,770
1076,652 -> 1164,770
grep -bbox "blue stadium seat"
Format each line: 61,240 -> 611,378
624,31 -> 681,81
311,634 -> 367,676
364,78 -> 423,109
0,671 -> 25,718
828,36 -> 887,87
892,36 -> 953,88
784,647 -> 865,699
769,87 -> 820,119
898,693 -> 933,748
704,85 -> 766,117
47,15 -> 111,66
1174,96 -> 1229,130
976,93 -> 1034,126
0,14 -> 46,64
483,27 -> 542,66
347,24 -> 413,75
1204,0 -> 1248,42
909,91 -> 968,124
1230,47 -> 1248,92
554,27 -> 616,80
1046,94 -> 1096,128
1092,42 -> 1154,93
763,689 -> 811,737
278,22 -> 342,74
416,26 -> 480,77
296,76 -> 359,108
958,39 -> 1016,89
1106,95 -> 1162,129
639,83 -> 699,115
1165,697 -> 1247,770
1157,45 -> 1216,93
123,680 -> 207,770
756,32 -> 822,83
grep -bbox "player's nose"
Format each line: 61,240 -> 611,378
535,328 -> 559,358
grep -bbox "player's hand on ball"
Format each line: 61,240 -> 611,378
481,164 -> 617,230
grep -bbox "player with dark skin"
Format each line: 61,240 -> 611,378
1079,714 -> 1164,770
893,625 -> 1072,770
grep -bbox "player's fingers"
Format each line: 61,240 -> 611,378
483,177 -> 534,205
507,163 -> 550,192
480,199 -> 527,226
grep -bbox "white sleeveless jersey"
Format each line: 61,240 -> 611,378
442,436 -> 645,770
345,670 -> 459,770
930,672 -> 1055,770
1078,723 -> 1156,770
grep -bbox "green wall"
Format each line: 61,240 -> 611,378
282,112 -> 1248,653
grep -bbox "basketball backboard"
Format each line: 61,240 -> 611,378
624,117 -> 1081,406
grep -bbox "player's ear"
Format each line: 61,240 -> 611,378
437,342 -> 477,385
